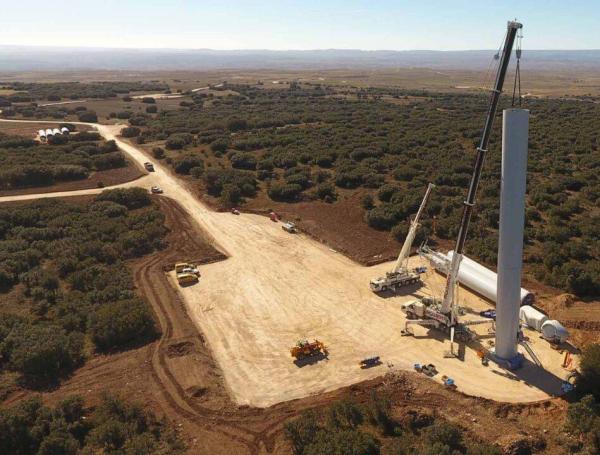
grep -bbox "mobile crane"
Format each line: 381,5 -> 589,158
370,183 -> 435,293
401,20 -> 523,345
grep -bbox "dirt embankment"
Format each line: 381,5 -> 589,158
2,196 -> 566,455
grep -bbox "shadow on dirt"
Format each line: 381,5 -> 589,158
293,353 -> 329,368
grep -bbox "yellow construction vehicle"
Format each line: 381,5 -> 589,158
177,272 -> 199,286
290,339 -> 327,359
175,262 -> 200,275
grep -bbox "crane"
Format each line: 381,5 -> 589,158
370,183 -> 435,293
401,20 -> 523,343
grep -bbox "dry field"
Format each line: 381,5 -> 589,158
4,68 -> 600,97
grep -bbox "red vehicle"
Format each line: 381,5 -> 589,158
269,211 -> 279,222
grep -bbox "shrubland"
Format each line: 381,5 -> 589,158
285,392 -> 500,455
0,394 -> 184,454
0,130 -> 128,190
134,83 -> 600,298
0,189 -> 165,386
0,81 -> 168,102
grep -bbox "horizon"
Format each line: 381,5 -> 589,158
3,44 -> 600,52
3,1 -> 600,50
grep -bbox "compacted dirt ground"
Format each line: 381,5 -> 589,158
2,195 -> 569,455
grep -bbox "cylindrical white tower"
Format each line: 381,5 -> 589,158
495,108 -> 529,360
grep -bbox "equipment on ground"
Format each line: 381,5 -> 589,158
144,162 -> 155,172
290,339 -> 327,359
231,208 -> 240,215
370,183 -> 435,293
400,21 -> 522,348
177,272 -> 199,285
175,262 -> 200,275
282,221 -> 297,233
150,186 -> 163,194
519,305 -> 548,331
175,262 -> 200,286
359,356 -> 381,368
269,211 -> 279,222
541,320 -> 569,344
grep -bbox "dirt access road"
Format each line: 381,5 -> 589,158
0,119 -> 570,408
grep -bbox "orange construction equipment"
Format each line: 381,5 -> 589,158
290,339 -> 327,359
562,351 -> 573,369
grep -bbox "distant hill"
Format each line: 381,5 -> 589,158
1,46 -> 600,71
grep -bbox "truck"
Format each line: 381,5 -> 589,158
177,272 -> 199,286
282,221 -> 297,233
144,162 -> 155,172
370,183 -> 434,293
175,262 -> 200,276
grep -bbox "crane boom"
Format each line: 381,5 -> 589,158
440,21 -> 523,316
392,183 -> 435,273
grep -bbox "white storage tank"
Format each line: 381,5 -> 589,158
61,127 -> 70,134
541,320 -> 569,343
38,129 -> 46,138
45,128 -> 54,136
519,305 -> 548,331
52,128 -> 61,135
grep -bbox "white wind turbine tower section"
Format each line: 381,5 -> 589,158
495,108 -> 529,361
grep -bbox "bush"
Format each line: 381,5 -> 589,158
95,188 -> 150,209
204,169 -> 256,197
1,324 -> 83,378
315,182 -> 336,201
579,344 -> 600,400
174,155 -> 204,175
141,97 -> 155,104
145,105 -> 158,114
227,118 -> 248,131
268,183 -> 303,202
425,422 -> 463,451
152,147 -> 165,159
77,111 -> 98,123
165,133 -> 193,150
210,139 -> 229,153
120,126 -> 140,138
230,152 -> 257,170
220,184 -> 242,207
361,194 -> 374,210
88,299 -> 157,351
378,184 -> 401,202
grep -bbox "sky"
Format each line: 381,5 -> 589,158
2,0 -> 599,51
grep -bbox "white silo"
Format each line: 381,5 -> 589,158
495,108 -> 529,361
61,127 -> 70,134
45,128 -> 54,137
52,128 -> 61,135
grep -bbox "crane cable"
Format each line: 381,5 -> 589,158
482,29 -> 506,92
511,30 -> 523,106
